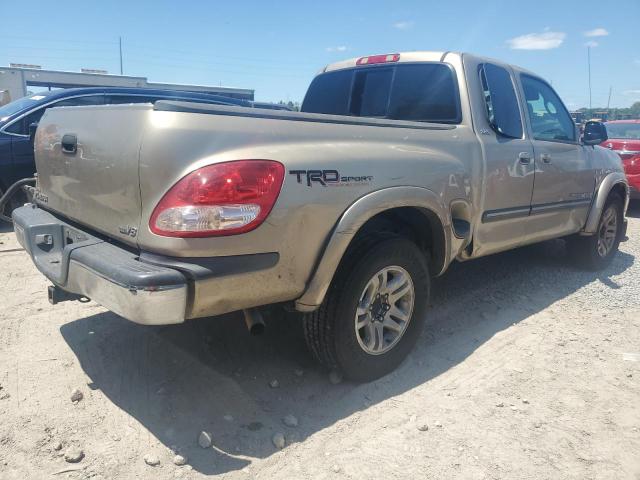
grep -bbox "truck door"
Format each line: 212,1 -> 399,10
518,74 -> 593,241
464,57 -> 536,257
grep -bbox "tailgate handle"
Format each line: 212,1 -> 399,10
61,134 -> 77,154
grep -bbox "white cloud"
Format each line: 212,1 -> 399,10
326,46 -> 348,52
507,31 -> 566,50
634,59 -> 640,65
584,41 -> 599,48
393,21 -> 414,30
584,28 -> 609,37
623,90 -> 640,96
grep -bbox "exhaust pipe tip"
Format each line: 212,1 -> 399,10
243,308 -> 265,336
249,322 -> 265,336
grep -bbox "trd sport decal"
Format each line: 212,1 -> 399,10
289,169 -> 373,187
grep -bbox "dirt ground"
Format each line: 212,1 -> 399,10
1,206 -> 639,480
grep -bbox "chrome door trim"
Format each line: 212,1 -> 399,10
530,198 -> 592,215
481,206 -> 530,223
482,198 -> 593,223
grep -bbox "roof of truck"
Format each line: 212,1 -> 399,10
323,51 -> 448,73
322,51 -> 537,78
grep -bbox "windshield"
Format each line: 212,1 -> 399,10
605,123 -> 640,140
0,94 -> 51,122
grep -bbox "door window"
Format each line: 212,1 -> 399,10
521,75 -> 575,142
4,95 -> 103,135
479,64 -> 523,138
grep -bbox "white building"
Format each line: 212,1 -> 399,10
0,66 -> 254,105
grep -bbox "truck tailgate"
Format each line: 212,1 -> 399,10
34,104 -> 151,246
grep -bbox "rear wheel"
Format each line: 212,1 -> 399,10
303,235 -> 430,382
568,193 -> 624,270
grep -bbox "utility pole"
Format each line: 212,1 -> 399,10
587,45 -> 592,110
119,36 -> 123,75
607,86 -> 612,110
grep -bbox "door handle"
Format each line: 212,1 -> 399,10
61,134 -> 77,154
540,153 -> 552,164
518,152 -> 531,165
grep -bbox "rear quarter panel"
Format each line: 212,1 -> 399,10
137,109 -> 481,314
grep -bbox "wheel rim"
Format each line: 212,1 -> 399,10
354,266 -> 415,355
596,205 -> 618,258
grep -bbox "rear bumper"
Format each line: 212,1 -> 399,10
13,205 -> 188,325
13,204 -> 281,324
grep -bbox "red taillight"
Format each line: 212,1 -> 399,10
356,53 -> 400,66
150,160 -> 285,237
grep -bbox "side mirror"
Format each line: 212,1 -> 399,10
28,122 -> 38,144
583,121 -> 607,146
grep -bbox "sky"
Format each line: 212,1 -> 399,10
0,0 -> 638,108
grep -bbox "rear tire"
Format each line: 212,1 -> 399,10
303,235 -> 430,382
567,193 -> 624,270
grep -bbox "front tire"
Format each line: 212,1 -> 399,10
303,236 -> 430,382
568,193 -> 624,270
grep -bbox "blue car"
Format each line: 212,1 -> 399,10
0,87 -> 248,213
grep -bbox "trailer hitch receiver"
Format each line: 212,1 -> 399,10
48,285 -> 89,305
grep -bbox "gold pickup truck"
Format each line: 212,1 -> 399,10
13,51 -> 629,381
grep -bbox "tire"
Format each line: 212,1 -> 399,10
567,193 -> 624,270
303,235 -> 430,382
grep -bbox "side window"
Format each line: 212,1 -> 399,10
4,95 -> 103,135
104,95 -> 158,105
521,76 -> 575,142
5,107 -> 46,135
479,64 -> 522,138
53,95 -> 104,108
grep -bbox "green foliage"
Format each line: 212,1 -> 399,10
277,100 -> 301,111
576,102 -> 640,120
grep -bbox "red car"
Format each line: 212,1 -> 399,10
602,120 -> 640,199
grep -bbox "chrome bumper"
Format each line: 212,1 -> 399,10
13,205 -> 188,325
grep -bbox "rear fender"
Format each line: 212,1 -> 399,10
295,186 -> 451,312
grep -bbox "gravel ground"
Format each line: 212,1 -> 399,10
0,205 -> 639,479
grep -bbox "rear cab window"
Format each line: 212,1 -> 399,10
302,62 -> 461,124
